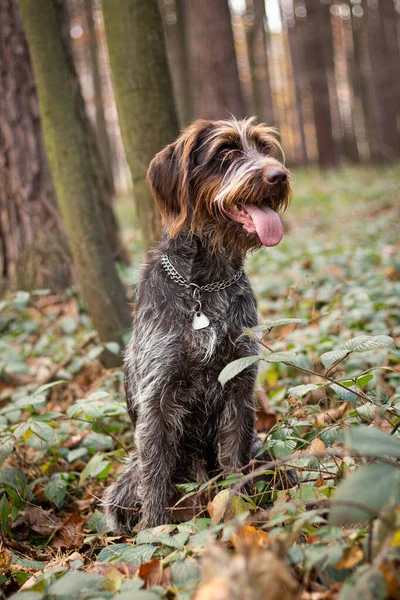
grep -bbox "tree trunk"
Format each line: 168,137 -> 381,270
245,0 -> 274,125
84,0 -> 115,194
0,0 -> 73,292
19,0 -> 131,367
282,1 -> 308,165
102,0 -> 179,251
365,0 -> 400,160
186,0 -> 245,120
59,0 -> 127,264
160,0 -> 192,126
332,7 -> 359,163
303,0 -> 339,167
351,7 -> 379,161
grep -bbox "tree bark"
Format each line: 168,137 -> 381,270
84,0 -> 115,194
365,0 -> 400,160
0,0 -> 72,292
282,1 -> 308,165
102,0 -> 179,251
160,0 -> 192,126
303,0 -> 339,167
19,0 -> 131,366
245,0 -> 274,125
59,0 -> 127,264
186,0 -> 245,120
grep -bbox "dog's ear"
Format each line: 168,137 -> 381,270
147,120 -> 212,237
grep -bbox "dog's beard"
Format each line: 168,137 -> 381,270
211,159 -> 289,248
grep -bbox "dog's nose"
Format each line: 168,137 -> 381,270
266,168 -> 287,185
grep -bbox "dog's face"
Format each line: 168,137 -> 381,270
147,118 -> 291,255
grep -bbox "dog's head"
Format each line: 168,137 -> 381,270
147,118 -> 291,254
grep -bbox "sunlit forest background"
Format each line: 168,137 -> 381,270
1,1 -> 400,599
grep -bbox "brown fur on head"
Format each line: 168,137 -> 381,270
147,117 -> 292,254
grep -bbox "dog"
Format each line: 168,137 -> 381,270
104,118 -> 292,532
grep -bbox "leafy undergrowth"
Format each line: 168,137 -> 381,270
1,166 -> 400,600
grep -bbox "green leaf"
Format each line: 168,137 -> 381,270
263,351 -> 299,364
330,383 -> 358,405
29,421 -> 54,443
218,355 -> 260,387
355,373 -> 374,389
14,395 -> 46,409
329,462 -> 398,525
270,439 -> 297,458
343,426 -> 400,458
343,335 -> 395,353
320,349 -> 349,368
44,474 -> 67,508
60,316 -> 77,335
97,543 -> 156,565
0,437 -> 14,462
33,381 -> 67,396
288,383 -> 322,397
48,571 -> 103,596
104,342 -> 120,355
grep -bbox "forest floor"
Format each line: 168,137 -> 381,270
1,165 -> 400,600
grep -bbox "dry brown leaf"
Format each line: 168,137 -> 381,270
194,541 -> 299,600
0,548 -> 12,574
334,546 -> 364,570
309,437 -> 327,458
230,525 -> 269,550
53,512 -> 85,549
315,476 -> 325,488
138,558 -> 163,588
13,506 -> 60,537
380,561 -> 400,600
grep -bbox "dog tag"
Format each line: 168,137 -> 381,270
193,311 -> 210,330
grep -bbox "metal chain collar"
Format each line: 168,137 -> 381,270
160,253 -> 243,294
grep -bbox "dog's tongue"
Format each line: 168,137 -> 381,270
245,205 -> 283,247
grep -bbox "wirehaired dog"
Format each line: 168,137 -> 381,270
105,118 -> 292,532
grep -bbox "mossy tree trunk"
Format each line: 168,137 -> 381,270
101,0 -> 179,251
58,0 -> 127,264
0,0 -> 72,292
19,0 -> 131,366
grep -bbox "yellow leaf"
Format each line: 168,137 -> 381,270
102,567 -> 122,593
335,546 -> 364,570
231,525 -> 269,549
208,490 -> 251,525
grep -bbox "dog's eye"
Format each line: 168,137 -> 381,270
218,144 -> 240,161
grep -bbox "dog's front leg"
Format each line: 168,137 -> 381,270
218,371 -> 257,471
135,402 -> 180,529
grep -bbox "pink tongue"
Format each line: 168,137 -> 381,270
245,205 -> 283,247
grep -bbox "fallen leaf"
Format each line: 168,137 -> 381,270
309,437 -> 327,458
102,566 -> 123,593
13,506 -> 60,537
230,525 -> 269,550
138,558 -> 162,588
53,512 -> 85,549
334,545 -> 364,570
0,548 -> 12,574
88,562 -> 138,578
